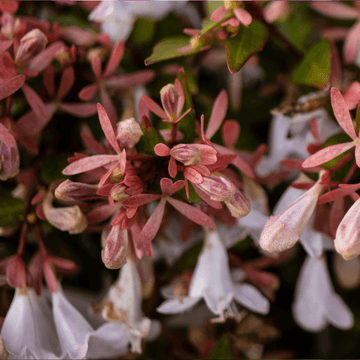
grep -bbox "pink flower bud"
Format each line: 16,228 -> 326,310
160,84 -> 179,121
1,13 -> 19,39
101,225 -> 128,269
15,29 -> 48,66
225,190 -> 251,218
260,181 -> 323,253
43,192 -> 88,234
335,198 -> 360,260
116,118 -> 143,149
195,173 -> 235,202
110,183 -> 129,202
0,141 -> 19,181
170,144 -> 201,166
55,180 -> 97,202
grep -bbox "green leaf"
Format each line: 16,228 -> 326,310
137,117 -> 164,156
276,2 -> 311,52
182,64 -> 198,94
291,39 -> 331,89
41,155 -> 70,185
320,132 -> 353,169
224,20 -> 268,74
161,242 -> 203,282
0,195 -> 25,227
129,17 -> 155,45
145,36 -> 199,65
176,68 -> 196,143
207,334 -> 234,360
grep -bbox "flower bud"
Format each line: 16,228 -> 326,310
170,144 -> 201,166
1,13 -> 20,39
110,183 -> 129,202
225,190 -> 251,218
116,118 -> 143,149
101,225 -> 128,269
260,181 -> 323,253
43,192 -> 88,234
55,180 -> 97,202
335,198 -> 360,260
160,84 -> 179,121
0,141 -> 19,181
15,29 -> 48,66
195,174 -> 234,202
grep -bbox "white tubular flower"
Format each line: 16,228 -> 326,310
292,254 -> 354,332
0,287 -> 62,359
89,1 -> 200,43
157,229 -> 269,322
93,259 -> 154,353
260,174 -> 324,253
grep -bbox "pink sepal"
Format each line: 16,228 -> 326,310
104,40 -> 125,77
343,81 -> 360,110
154,143 -> 170,156
22,83 -> 49,121
141,94 -> 167,119
57,65 -> 75,100
6,255 -> 26,288
121,193 -> 162,207
167,197 -> 216,228
0,122 -> 16,147
43,257 -> 57,293
160,178 -> 185,196
86,204 -> 116,224
206,89 -> 228,140
233,8 -> 252,27
222,120 -> 240,148
99,85 -> 118,128
91,55 -> 102,81
210,6 -> 227,22
168,156 -> 177,177
59,102 -> 97,117
105,70 -> 155,88
97,102 -> 121,154
0,74 -> 25,100
62,154 -> 118,175
318,183 -> 360,204
78,83 -> 98,101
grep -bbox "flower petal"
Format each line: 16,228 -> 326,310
233,283 -> 270,314
157,297 -> 201,314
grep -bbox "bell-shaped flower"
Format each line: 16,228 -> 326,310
157,229 -> 269,322
1,287 -> 62,359
335,197 -> 360,260
91,259 -> 153,353
292,254 -> 353,332
260,174 -> 324,253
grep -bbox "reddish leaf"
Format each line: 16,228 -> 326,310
0,74 -> 25,100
